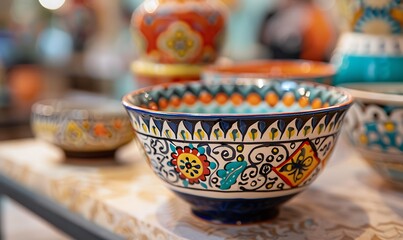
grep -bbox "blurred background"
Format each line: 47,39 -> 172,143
0,0 -> 338,239
0,0 -> 339,140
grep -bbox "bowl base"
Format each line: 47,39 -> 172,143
192,206 -> 280,225
64,149 -> 116,159
175,191 -> 297,225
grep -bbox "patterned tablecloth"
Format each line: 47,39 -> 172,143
0,137 -> 402,240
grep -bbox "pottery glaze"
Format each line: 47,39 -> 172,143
123,81 -> 353,224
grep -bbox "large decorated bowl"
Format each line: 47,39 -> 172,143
202,60 -> 336,85
122,81 -> 353,224
341,83 -> 403,187
31,94 -> 134,158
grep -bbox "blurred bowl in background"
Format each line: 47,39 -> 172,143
123,80 -> 352,224
342,83 -> 403,187
130,60 -> 201,88
332,33 -> 403,85
202,60 -> 335,85
31,93 -> 134,158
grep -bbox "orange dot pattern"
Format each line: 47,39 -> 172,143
298,96 -> 310,108
282,93 -> 295,107
158,98 -> 168,109
265,92 -> 279,107
312,98 -> 322,109
231,93 -> 243,106
246,93 -> 261,106
170,96 -> 181,108
148,91 -> 331,111
183,93 -> 197,105
216,93 -> 228,105
200,91 -> 213,104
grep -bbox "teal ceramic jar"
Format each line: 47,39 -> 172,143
332,0 -> 403,85
332,33 -> 403,85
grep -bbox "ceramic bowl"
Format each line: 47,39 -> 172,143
202,60 -> 336,85
122,81 -> 353,224
336,0 -> 403,34
331,32 -> 403,85
341,83 -> 403,187
31,93 -> 135,158
131,0 -> 227,64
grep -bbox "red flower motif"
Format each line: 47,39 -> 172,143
171,146 -> 210,184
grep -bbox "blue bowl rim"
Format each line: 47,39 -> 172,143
122,80 -> 354,120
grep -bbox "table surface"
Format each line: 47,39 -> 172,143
0,137 -> 402,240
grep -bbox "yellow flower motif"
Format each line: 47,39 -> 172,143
359,134 -> 368,144
167,30 -> 194,57
66,121 -> 83,141
82,120 -> 90,130
157,21 -> 202,62
384,122 -> 395,132
171,146 -> 210,184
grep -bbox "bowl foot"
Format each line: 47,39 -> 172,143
192,206 -> 280,225
175,191 -> 297,224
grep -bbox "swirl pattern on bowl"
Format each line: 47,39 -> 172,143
123,81 -> 352,223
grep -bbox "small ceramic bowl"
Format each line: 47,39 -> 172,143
122,81 -> 353,224
31,93 -> 135,158
341,83 -> 403,187
202,60 -> 336,85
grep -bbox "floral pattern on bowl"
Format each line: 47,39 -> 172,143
123,81 -> 353,224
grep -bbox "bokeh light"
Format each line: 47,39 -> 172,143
38,0 -> 66,10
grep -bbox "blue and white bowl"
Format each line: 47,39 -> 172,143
342,83 -> 403,187
122,80 -> 353,224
